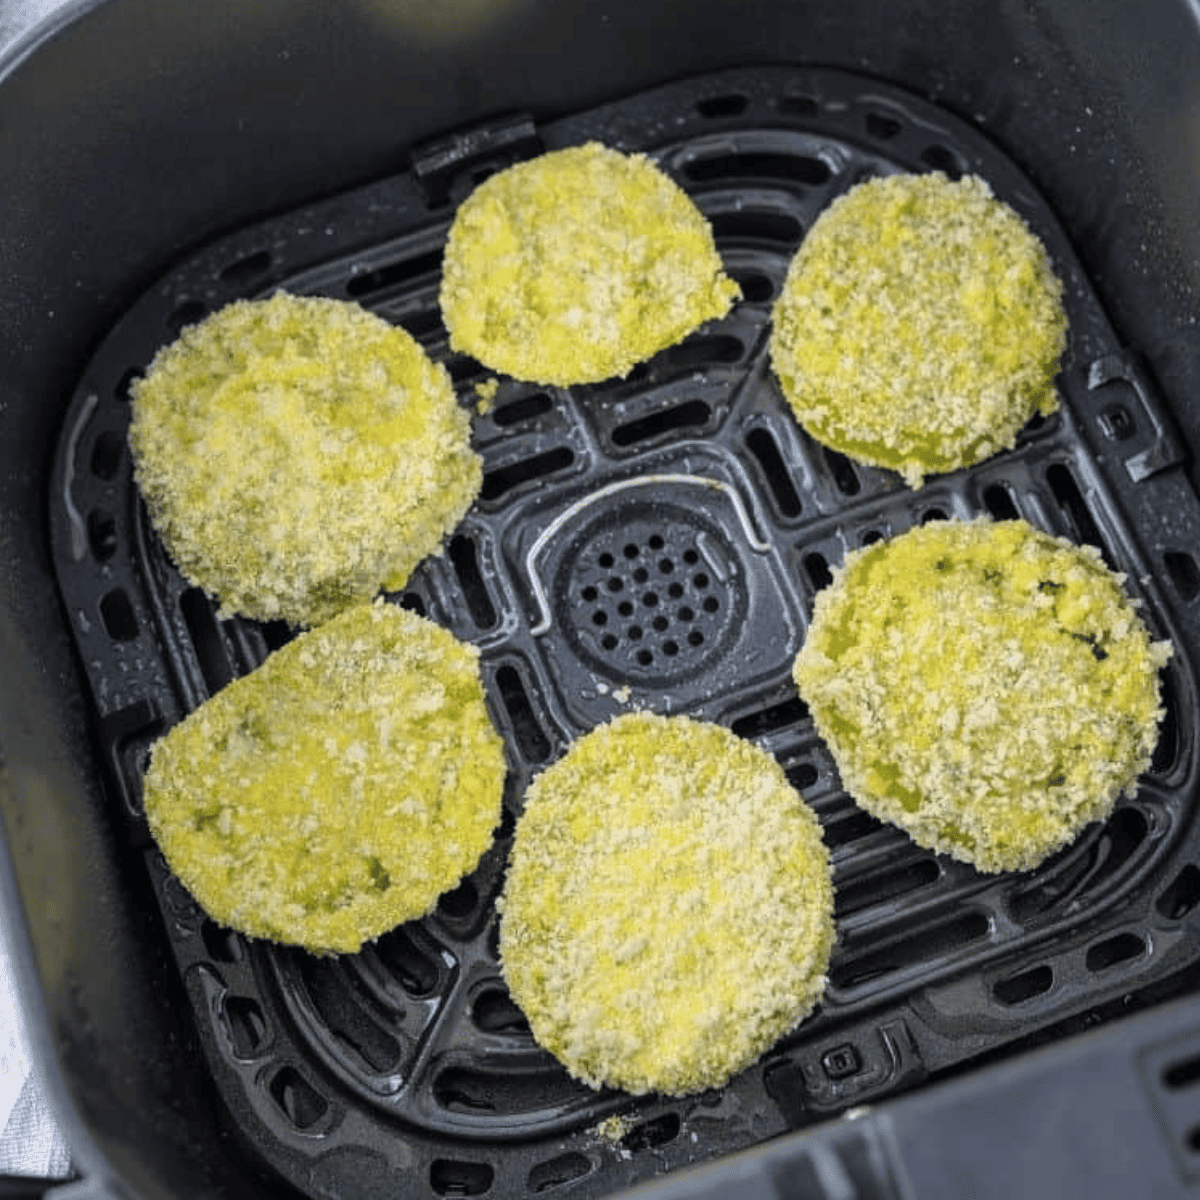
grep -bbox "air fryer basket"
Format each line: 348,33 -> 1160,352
3,2 -> 1200,1199
44,61 -> 1200,1199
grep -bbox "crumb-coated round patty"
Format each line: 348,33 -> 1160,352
499,712 -> 835,1096
143,601 -> 507,955
770,172 -> 1068,488
794,518 -> 1170,873
129,292 -> 481,627
439,142 -> 740,386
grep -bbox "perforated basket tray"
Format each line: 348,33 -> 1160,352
49,64 -> 1200,1200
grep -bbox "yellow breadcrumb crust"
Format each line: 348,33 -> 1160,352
142,602 -> 506,954
770,173 -> 1068,487
794,519 -> 1171,873
499,712 -> 835,1096
129,292 -> 481,627
439,142 -> 740,386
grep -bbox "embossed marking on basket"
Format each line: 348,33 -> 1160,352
525,474 -> 769,637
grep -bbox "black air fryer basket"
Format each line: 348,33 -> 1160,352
3,3 -> 1200,1198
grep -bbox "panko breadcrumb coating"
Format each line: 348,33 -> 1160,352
129,292 -> 481,627
499,712 -> 834,1096
142,601 -> 506,954
439,142 -> 740,386
794,519 -> 1170,873
770,172 -> 1068,487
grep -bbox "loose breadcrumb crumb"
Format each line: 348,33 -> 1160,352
499,712 -> 834,1096
474,377 -> 500,413
142,601 -> 506,954
129,292 -> 482,626
439,142 -> 740,386
595,1115 -> 633,1144
770,173 -> 1067,487
794,518 -> 1171,873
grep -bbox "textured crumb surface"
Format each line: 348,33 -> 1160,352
142,602 -> 506,954
129,292 -> 481,626
770,172 -> 1067,487
794,518 -> 1171,873
595,1115 -> 633,1144
439,142 -> 740,386
499,712 -> 834,1096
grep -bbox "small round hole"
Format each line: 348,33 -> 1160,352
618,601 -> 634,617
642,592 -> 659,608
167,299 -> 206,334
90,430 -> 125,480
865,111 -> 902,140
581,586 -> 598,602
668,583 -> 684,599
592,611 -> 608,626
219,248 -> 272,285
607,578 -> 623,593
438,878 -> 477,920
780,94 -> 819,117
731,270 -> 774,303
652,616 -> 669,632
649,535 -> 665,550
688,631 -> 704,647
637,650 -> 653,666
921,144 -> 963,178
683,549 -> 699,565
633,568 -> 649,584
88,510 -> 118,562
628,625 -> 643,641
790,762 -> 819,788
694,573 -> 710,589
100,588 -> 140,641
598,552 -> 614,568
663,641 -> 679,656
697,93 -> 749,118
703,596 -> 719,613
115,366 -> 142,402
679,606 -> 695,622
623,544 -> 639,559
601,634 -> 618,650
658,559 -> 674,574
